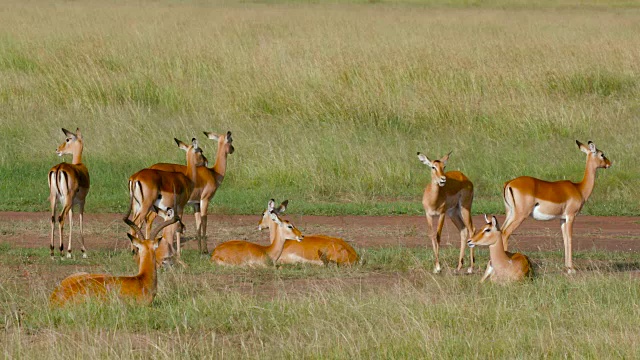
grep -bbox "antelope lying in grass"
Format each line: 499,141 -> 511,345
50,211 -> 179,306
467,215 -> 532,283
258,200 -> 359,266
210,211 -> 303,267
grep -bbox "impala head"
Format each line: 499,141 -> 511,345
124,209 -> 180,268
175,138 -> 207,166
576,140 -> 611,169
417,151 -> 450,187
467,215 -> 501,248
270,211 -> 303,242
204,131 -> 235,155
56,128 -> 83,156
258,199 -> 288,230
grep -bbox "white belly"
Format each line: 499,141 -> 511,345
531,205 -> 563,221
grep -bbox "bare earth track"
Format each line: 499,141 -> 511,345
1,212 -> 638,253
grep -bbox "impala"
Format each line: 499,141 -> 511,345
417,151 -> 475,274
258,200 -> 359,266
149,131 -> 234,254
210,211 -> 303,266
468,215 -> 532,283
48,128 -> 90,259
50,210 -> 179,306
500,140 -> 611,274
126,138 -> 203,262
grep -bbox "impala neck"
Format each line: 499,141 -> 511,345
136,248 -> 157,294
577,156 -> 598,202
186,150 -> 198,184
488,237 -> 511,268
212,142 -> 229,183
72,144 -> 83,165
268,220 -> 278,245
265,225 -> 287,262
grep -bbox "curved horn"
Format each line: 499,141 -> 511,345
150,208 -> 179,240
123,217 -> 145,240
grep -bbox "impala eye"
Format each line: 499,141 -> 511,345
484,228 -> 491,232
288,225 -> 293,229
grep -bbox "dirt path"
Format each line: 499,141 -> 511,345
1,212 -> 638,252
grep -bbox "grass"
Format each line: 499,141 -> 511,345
1,0 -> 640,217
1,245 -> 640,358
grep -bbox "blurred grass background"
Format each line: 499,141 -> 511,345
0,0 -> 638,215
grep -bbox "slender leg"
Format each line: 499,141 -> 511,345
426,214 -> 440,274
500,213 -> 527,252
193,203 -> 202,248
480,263 -> 494,283
564,216 -> 576,274
49,194 -> 57,259
451,211 -> 474,273
58,199 -> 72,258
199,200 -> 210,254
79,204 -> 87,258
66,207 -> 73,258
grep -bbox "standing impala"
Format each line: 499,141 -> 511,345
149,131 -> 234,254
126,138 -> 203,262
50,210 -> 179,306
467,215 -> 532,283
258,200 -> 359,266
417,151 -> 475,274
48,128 -> 90,259
210,211 -> 303,267
500,140 -> 611,273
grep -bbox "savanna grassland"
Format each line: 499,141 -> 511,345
2,1 -> 640,359
0,0 -> 639,215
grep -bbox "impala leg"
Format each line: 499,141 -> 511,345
480,263 -> 494,283
193,203 -> 202,248
563,216 -> 576,274
58,199 -> 73,258
49,195 -> 57,259
79,203 -> 87,258
425,214 -> 439,273
500,213 -> 527,252
66,207 -> 73,258
199,200 -> 210,254
451,210 -> 474,273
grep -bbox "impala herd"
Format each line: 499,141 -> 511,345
47,128 -> 611,305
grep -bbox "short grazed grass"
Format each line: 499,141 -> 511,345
1,245 -> 639,358
0,0 -> 639,216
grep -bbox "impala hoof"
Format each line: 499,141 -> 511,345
433,266 -> 442,274
66,253 -> 72,259
467,268 -> 473,274
567,268 -> 576,275
82,253 -> 88,259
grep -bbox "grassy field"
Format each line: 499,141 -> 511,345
0,244 -> 639,358
1,0 -> 640,217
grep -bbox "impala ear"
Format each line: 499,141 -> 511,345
127,233 -> 135,242
491,216 -> 500,231
267,199 -> 276,212
587,141 -> 596,154
484,214 -> 490,223
127,233 -> 142,248
417,152 -> 433,167
577,140 -> 590,155
191,138 -> 199,150
75,128 -> 82,139
175,138 -> 189,151
204,132 -> 219,141
441,151 -> 451,165
226,131 -> 232,142
277,200 -> 288,214
62,128 -> 76,139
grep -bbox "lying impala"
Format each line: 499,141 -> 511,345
417,151 -> 475,274
501,140 -> 611,273
149,131 -> 234,254
210,211 -> 303,266
50,210 -> 179,306
258,200 -> 359,266
126,138 -> 204,262
467,215 -> 532,283
48,128 -> 90,259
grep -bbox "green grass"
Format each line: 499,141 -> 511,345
1,0 -> 639,216
1,245 -> 640,358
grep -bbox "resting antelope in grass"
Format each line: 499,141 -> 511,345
467,215 -> 532,283
417,151 -> 475,274
258,200 -> 359,266
210,211 -> 303,267
50,210 -> 179,306
126,138 -> 204,263
501,140 -> 611,274
149,131 -> 234,254
48,128 -> 90,259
